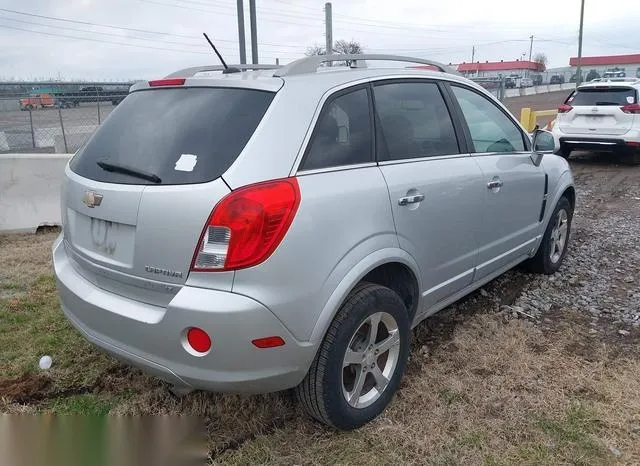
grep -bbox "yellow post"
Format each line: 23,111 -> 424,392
519,107 -> 535,132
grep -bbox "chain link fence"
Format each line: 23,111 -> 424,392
0,82 -> 132,154
469,77 -> 506,101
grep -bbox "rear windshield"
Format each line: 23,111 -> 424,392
70,87 -> 274,185
567,87 -> 637,106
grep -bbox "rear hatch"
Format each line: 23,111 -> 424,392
62,85 -> 275,305
558,86 -> 637,135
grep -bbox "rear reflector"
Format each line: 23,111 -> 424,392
621,103 -> 640,114
186,327 -> 211,353
252,336 -> 285,348
557,104 -> 573,114
191,178 -> 301,272
149,78 -> 186,87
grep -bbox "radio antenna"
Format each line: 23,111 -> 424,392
203,33 -> 240,74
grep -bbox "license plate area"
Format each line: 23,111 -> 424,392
67,209 -> 136,267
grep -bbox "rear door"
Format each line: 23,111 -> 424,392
62,86 -> 275,305
373,80 -> 484,310
558,86 -> 637,135
448,84 -> 545,282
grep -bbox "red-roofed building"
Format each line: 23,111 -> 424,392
569,54 -> 640,79
456,60 -> 545,78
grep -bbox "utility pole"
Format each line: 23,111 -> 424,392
576,0 -> 585,86
325,2 -> 333,66
528,35 -> 534,77
249,0 -> 258,64
471,45 -> 475,63
236,0 -> 246,64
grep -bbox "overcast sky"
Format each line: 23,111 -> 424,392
0,0 -> 638,81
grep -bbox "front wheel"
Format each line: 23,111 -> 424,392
524,196 -> 572,274
558,147 -> 571,160
296,283 -> 410,430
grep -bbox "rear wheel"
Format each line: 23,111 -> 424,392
296,282 -> 410,430
524,196 -> 572,274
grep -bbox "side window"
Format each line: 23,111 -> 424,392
374,82 -> 459,161
301,88 -> 372,171
451,85 -> 526,153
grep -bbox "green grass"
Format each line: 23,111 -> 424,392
0,274 -> 113,387
438,388 -> 470,405
45,394 -> 113,415
512,404 -> 610,465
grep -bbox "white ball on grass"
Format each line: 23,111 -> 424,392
39,355 -> 52,370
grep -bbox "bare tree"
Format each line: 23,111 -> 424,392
305,40 -> 364,66
333,39 -> 364,55
305,44 -> 326,57
533,52 -> 548,67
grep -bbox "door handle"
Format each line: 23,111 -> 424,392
398,193 -> 425,206
487,179 -> 504,189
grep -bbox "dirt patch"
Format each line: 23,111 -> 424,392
0,373 -> 52,400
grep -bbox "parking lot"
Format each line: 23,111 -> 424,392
0,102 -> 116,153
2,91 -> 639,463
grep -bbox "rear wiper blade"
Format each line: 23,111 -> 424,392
96,161 -> 161,183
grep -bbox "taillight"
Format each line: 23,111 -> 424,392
148,78 -> 186,87
191,178 -> 301,272
621,103 -> 640,114
557,104 -> 573,114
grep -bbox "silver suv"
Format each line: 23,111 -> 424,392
53,55 -> 575,429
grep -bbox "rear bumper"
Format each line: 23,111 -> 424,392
52,235 -> 316,393
558,136 -> 638,154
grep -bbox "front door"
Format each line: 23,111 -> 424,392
449,84 -> 546,281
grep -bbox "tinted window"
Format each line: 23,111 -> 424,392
302,88 -> 372,170
452,85 -> 526,153
374,82 -> 459,161
70,88 -> 274,185
567,87 -> 637,106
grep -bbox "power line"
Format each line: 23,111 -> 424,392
0,23 -> 212,54
0,16 -> 302,57
0,16 -> 206,48
140,0 -> 325,29
0,6 -> 311,50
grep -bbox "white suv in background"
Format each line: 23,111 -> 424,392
552,79 -> 640,165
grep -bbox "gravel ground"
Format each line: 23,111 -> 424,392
492,154 -> 640,330
414,152 -> 640,350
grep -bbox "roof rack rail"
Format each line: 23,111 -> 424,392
273,54 -> 458,77
164,64 -> 281,79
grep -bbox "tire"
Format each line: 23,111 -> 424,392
296,282 -> 410,430
524,196 -> 572,274
620,151 -> 640,166
558,147 -> 571,160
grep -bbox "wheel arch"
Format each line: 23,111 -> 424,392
309,249 -> 422,345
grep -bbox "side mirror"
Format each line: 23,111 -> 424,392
531,128 -> 558,166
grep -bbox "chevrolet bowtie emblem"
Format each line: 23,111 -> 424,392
82,190 -> 103,208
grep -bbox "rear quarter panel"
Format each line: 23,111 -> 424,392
230,166 -> 409,343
